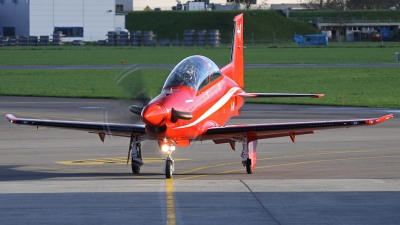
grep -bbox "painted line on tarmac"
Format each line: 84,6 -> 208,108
179,155 -> 400,180
177,147 -> 399,176
177,148 -> 400,180
57,157 -> 189,165
22,166 -> 156,179
166,178 -> 177,225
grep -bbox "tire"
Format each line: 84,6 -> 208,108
131,163 -> 140,174
165,160 -> 173,179
131,141 -> 142,174
246,158 -> 253,174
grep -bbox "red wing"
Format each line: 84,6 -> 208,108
5,114 -> 147,138
201,114 -> 393,142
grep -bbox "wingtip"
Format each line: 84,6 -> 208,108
366,114 -> 393,125
313,94 -> 325,98
5,114 -> 17,123
378,114 -> 394,123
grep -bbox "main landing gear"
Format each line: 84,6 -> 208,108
240,134 -> 258,174
241,149 -> 253,174
129,135 -> 143,174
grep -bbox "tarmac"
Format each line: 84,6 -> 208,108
1,96 -> 399,224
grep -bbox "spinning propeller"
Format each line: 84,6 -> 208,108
115,65 -> 193,128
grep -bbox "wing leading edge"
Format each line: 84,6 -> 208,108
202,114 -> 393,142
5,114 -> 146,138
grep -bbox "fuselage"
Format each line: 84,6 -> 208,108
140,55 -> 244,146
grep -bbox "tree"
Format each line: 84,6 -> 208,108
256,0 -> 269,10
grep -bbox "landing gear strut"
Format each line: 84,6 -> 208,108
240,133 -> 257,174
129,135 -> 143,174
241,148 -> 253,174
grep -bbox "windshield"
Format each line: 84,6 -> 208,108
163,56 -> 220,90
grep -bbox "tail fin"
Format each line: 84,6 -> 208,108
222,13 -> 244,88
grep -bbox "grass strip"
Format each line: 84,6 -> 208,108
245,67 -> 400,108
1,67 -> 399,108
1,44 -> 400,65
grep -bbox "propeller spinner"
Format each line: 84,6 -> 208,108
129,103 -> 193,126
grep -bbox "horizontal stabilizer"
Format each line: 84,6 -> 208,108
238,93 -> 324,98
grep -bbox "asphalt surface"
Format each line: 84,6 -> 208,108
1,96 -> 399,224
1,63 -> 400,70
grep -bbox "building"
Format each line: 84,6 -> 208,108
0,0 -> 124,42
116,0 -> 176,11
317,22 -> 400,42
115,0 -> 306,11
270,3 -> 307,10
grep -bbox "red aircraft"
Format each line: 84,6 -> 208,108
5,14 -> 393,179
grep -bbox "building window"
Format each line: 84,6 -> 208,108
116,4 -> 123,11
54,27 -> 83,37
3,27 -> 15,36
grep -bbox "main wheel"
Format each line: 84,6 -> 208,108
131,141 -> 142,174
131,162 -> 140,174
165,160 -> 173,179
245,158 -> 253,174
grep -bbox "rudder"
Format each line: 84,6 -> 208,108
230,13 -> 244,88
221,14 -> 244,88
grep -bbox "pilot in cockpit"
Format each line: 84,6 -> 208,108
164,56 -> 212,90
176,60 -> 200,88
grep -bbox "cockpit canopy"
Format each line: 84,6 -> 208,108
163,56 -> 221,91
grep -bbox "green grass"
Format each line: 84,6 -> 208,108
1,44 -> 400,65
0,46 -> 230,65
1,68 -> 399,108
245,67 -> 400,108
0,69 -> 167,99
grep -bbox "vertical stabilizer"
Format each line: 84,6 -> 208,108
226,13 -> 244,88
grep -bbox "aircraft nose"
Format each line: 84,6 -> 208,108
141,103 -> 167,126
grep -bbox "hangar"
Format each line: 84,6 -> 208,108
0,0 -> 124,42
317,22 -> 400,42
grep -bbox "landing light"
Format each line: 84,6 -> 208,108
161,144 -> 169,152
170,146 -> 176,151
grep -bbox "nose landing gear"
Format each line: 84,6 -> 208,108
164,153 -> 174,179
161,143 -> 176,179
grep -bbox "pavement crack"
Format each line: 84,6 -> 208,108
240,180 -> 281,225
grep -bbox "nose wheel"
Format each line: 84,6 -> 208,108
164,153 -> 174,179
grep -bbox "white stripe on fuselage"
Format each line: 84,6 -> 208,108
174,87 -> 241,129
